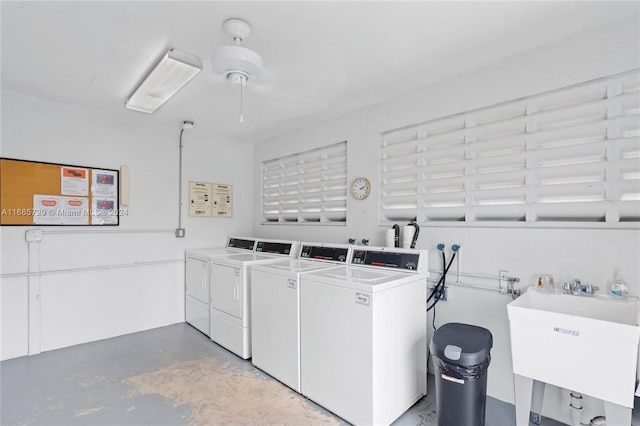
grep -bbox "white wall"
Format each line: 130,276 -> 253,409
0,91 -> 254,360
253,17 -> 640,424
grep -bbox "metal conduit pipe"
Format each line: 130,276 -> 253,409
427,279 -> 503,294
175,121 -> 193,238
428,269 -> 516,281
426,272 -> 521,297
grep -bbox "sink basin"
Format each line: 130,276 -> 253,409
507,287 -> 640,408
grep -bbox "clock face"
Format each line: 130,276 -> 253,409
351,177 -> 371,200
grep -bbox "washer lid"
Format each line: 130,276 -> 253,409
302,265 -> 426,292
186,247 -> 232,258
324,268 -> 397,283
211,252 -> 282,266
255,259 -> 340,273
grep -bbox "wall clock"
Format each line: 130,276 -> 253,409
351,177 -> 371,200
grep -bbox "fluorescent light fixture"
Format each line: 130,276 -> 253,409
125,49 -> 202,113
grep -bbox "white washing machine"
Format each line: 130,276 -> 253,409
250,242 -> 352,392
300,246 -> 428,426
185,236 -> 257,336
209,239 -> 299,359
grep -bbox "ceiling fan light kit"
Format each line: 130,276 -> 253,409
227,71 -> 248,87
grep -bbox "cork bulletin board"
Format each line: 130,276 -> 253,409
0,158 -> 119,226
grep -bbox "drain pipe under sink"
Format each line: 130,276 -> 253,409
570,391 -> 584,426
571,391 -> 603,426
533,388 -> 600,425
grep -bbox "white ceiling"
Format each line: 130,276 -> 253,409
2,1 -> 638,143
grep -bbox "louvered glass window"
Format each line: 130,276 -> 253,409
262,141 -> 347,224
381,70 -> 640,227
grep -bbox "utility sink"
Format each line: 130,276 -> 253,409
507,287 -> 640,425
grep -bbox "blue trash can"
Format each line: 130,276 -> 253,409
430,323 -> 493,426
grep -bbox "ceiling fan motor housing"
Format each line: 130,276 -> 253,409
211,45 -> 265,82
223,18 -> 252,42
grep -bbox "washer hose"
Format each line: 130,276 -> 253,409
407,221 -> 420,249
392,224 -> 400,248
427,251 -> 456,309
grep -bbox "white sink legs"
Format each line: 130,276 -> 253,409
513,374 -> 535,426
603,400 -> 632,426
514,374 -> 632,426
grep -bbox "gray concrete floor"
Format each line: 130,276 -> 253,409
0,323 -> 632,425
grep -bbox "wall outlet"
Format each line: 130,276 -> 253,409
175,228 -> 185,238
25,229 -> 42,242
439,287 -> 448,301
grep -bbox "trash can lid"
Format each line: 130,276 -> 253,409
430,322 -> 493,366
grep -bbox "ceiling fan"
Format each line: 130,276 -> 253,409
211,18 -> 273,123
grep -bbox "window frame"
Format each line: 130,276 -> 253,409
380,69 -> 640,229
262,141 -> 348,225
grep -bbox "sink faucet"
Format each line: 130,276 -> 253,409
563,279 -> 599,297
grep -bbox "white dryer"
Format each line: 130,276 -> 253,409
185,236 -> 257,336
250,242 -> 352,391
208,239 -> 299,359
299,247 -> 428,426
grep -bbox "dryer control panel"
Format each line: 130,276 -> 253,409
227,237 -> 256,251
351,249 -> 423,272
255,241 -> 293,255
300,245 -> 350,263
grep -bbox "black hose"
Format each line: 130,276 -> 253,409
427,251 -> 456,310
428,250 -> 456,332
392,224 -> 400,248
427,251 -> 446,304
408,221 -> 420,249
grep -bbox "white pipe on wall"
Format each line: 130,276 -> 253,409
427,279 -> 514,295
427,268 -> 522,295
27,239 -> 41,355
39,228 -> 176,235
0,258 -> 184,279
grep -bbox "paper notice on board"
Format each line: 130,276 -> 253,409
211,184 -> 233,217
91,197 -> 118,224
91,169 -> 118,198
33,194 -> 89,225
61,167 -> 89,196
189,182 -> 211,217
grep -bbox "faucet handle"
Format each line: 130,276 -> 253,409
563,279 -> 598,296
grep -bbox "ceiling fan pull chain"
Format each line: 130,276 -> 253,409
240,81 -> 244,123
